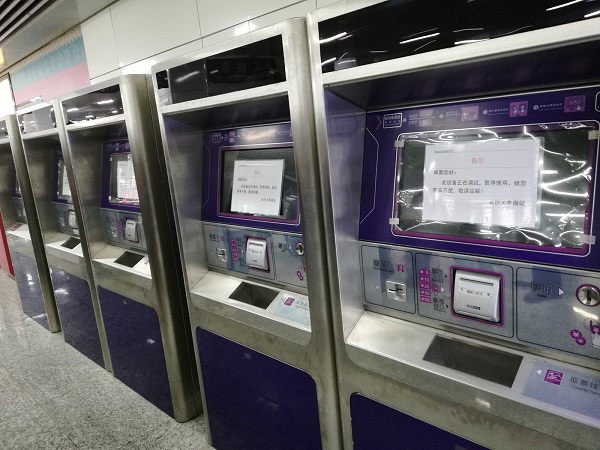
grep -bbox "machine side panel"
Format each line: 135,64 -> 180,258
98,287 -> 174,417
50,266 -> 104,367
196,327 -> 322,450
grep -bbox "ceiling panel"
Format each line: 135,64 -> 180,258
0,0 -> 114,73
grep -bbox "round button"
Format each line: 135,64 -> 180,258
295,242 -> 304,256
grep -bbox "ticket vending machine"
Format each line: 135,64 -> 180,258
0,114 -> 60,331
153,19 -> 340,449
309,1 -> 600,448
18,101 -> 110,368
58,76 -> 200,421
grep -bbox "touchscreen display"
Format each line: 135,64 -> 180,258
393,123 -> 595,250
109,152 -> 139,205
220,147 -> 297,220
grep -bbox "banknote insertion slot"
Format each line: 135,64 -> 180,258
453,270 -> 501,323
68,210 -> 77,229
124,219 -> 138,242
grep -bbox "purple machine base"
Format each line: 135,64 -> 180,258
350,394 -> 488,450
196,327 -> 322,450
50,267 -> 104,367
11,251 -> 49,330
98,287 -> 173,417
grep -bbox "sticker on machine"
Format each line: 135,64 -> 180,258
231,159 -> 284,217
421,138 -> 541,228
522,360 -> 600,420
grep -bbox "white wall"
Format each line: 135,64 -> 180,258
82,0 -> 340,82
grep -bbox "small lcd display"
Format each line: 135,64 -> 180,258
109,153 -> 139,206
394,123 -> 595,250
220,147 -> 297,221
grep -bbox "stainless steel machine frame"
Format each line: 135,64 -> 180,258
58,75 -> 200,421
17,100 -> 111,369
308,1 -> 600,448
152,19 -> 341,449
1,112 -> 60,332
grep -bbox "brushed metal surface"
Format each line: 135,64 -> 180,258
59,75 -> 201,422
153,18 -> 342,448
5,113 -> 61,332
307,2 -> 600,448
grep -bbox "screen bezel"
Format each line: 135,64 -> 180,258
390,122 -> 598,255
216,144 -> 300,225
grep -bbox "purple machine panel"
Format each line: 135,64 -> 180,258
201,122 -> 301,233
11,251 -> 49,330
350,394 -> 488,450
98,287 -> 173,417
360,86 -> 600,272
50,267 -> 104,367
196,327 -> 321,450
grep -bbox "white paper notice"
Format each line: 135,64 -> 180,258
116,159 -> 139,201
231,159 -> 285,216
422,138 -> 541,228
61,165 -> 71,197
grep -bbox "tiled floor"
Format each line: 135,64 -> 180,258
0,269 -> 213,449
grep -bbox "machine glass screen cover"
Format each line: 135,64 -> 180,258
393,123 -> 596,251
220,147 -> 298,220
56,158 -> 72,202
108,152 -> 139,206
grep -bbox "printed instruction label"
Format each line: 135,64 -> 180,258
117,159 -> 139,201
231,159 -> 284,216
523,360 -> 600,420
266,292 -> 311,327
422,138 -> 541,228
132,255 -> 152,276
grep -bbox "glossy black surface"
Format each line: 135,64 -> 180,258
319,0 -> 600,72
161,36 -> 286,104
63,85 -> 124,123
328,40 -> 600,110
